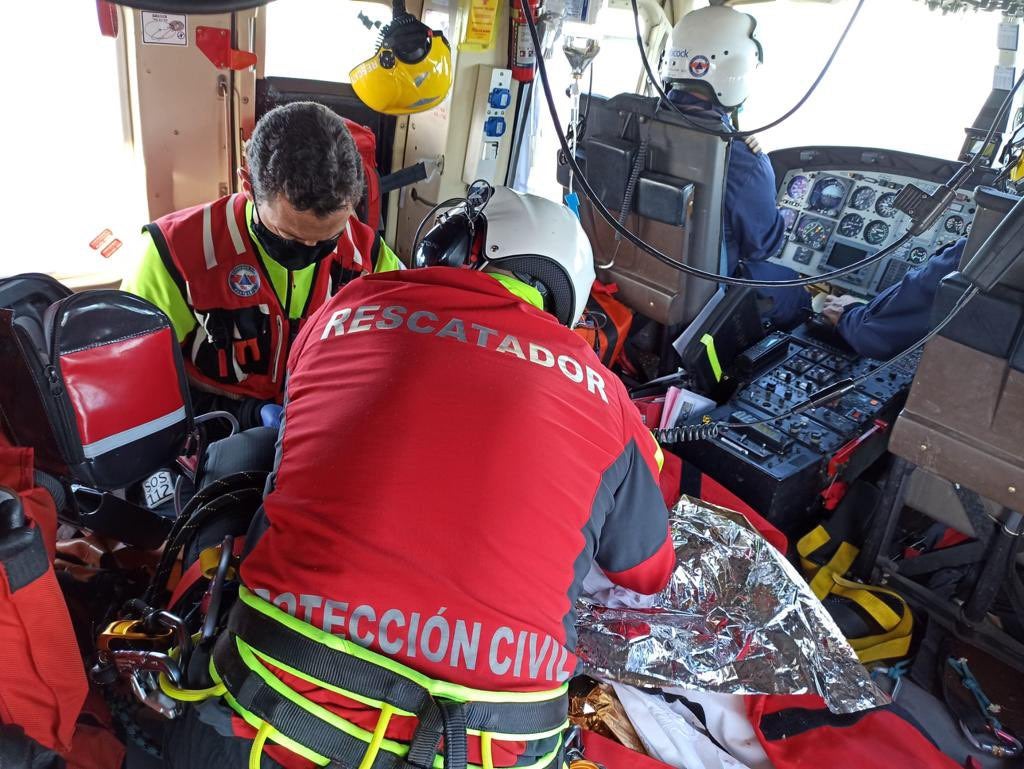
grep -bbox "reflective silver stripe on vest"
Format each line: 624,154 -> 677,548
345,225 -> 364,269
203,204 -> 217,269
225,194 -> 247,255
81,407 -> 187,459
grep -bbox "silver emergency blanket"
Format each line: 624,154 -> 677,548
576,496 -> 886,714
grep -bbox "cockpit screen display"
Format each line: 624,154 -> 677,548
826,242 -> 869,269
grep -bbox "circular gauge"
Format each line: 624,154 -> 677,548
796,219 -> 832,250
780,207 -> 798,231
809,177 -> 849,214
944,215 -> 965,235
875,192 -> 898,218
850,186 -> 876,211
909,247 -> 928,264
864,220 -> 890,246
786,175 -> 810,200
838,213 -> 865,238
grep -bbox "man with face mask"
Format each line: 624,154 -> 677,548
122,102 -> 402,427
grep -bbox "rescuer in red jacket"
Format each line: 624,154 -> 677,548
122,102 -> 402,429
164,187 -> 675,769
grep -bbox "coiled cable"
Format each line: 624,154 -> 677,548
652,421 -> 722,444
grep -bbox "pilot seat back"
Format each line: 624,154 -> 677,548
558,93 -> 730,326
890,188 -> 1024,509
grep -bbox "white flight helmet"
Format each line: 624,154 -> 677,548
661,5 -> 763,110
414,186 -> 596,327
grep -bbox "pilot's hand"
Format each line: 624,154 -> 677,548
821,294 -> 861,326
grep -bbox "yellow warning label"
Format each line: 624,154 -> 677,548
460,0 -> 500,51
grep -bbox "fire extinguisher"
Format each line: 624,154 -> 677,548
510,0 -> 541,83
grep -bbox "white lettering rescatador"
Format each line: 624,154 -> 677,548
320,304 -> 609,403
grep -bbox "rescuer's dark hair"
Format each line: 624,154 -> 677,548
246,102 -> 365,217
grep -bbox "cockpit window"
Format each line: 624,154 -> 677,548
264,0 -> 394,83
729,2 -> 997,160
4,3 -> 144,286
518,1 -> 1001,199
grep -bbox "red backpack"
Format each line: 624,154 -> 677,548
343,119 -> 381,231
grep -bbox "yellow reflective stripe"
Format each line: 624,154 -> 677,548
121,233 -> 197,343
358,704 -> 395,769
653,440 -> 665,473
374,241 -> 404,273
488,272 -> 545,311
700,334 -> 722,382
249,721 -> 274,769
238,588 -> 568,705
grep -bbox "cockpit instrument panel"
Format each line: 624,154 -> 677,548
771,158 -> 984,299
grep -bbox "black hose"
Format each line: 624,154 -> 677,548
519,0 -> 914,289
635,0 -> 866,139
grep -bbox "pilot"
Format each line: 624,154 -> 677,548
122,102 -> 402,429
821,237 -> 965,359
162,188 -> 674,768
662,5 -> 810,328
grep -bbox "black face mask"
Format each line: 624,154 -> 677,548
252,204 -> 343,271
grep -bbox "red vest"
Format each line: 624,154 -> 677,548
148,193 -> 380,401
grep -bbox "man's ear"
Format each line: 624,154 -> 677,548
239,168 -> 253,201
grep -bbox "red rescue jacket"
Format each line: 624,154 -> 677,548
146,193 -> 381,401
239,268 -> 676,767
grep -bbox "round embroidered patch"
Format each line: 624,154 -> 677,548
229,264 -> 261,297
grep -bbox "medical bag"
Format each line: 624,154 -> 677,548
576,281 -> 634,368
0,285 -> 193,491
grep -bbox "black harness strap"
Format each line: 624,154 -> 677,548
227,599 -> 569,735
228,598 -> 432,716
213,632 -> 415,769
440,701 -> 468,769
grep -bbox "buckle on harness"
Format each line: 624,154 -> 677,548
92,601 -> 192,718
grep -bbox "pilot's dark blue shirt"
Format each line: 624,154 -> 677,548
837,237 -> 965,360
666,90 -> 807,326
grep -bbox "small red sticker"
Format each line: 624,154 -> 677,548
89,229 -> 113,250
101,239 -> 123,258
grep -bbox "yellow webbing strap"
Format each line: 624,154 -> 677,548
797,525 -> 860,601
830,574 -> 914,664
199,543 -> 237,580
358,704 -> 395,769
797,525 -> 912,663
481,733 -> 495,769
159,674 -> 226,703
250,721 -> 274,769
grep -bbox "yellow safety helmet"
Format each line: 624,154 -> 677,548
350,12 -> 452,116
